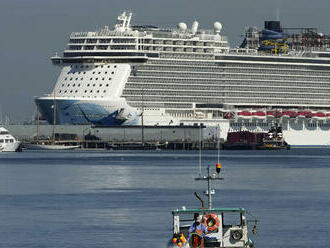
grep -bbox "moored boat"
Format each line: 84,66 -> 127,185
0,127 -> 22,152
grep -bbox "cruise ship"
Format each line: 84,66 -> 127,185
36,12 -> 330,146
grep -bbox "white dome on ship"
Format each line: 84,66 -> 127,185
178,22 -> 187,31
214,22 -> 222,34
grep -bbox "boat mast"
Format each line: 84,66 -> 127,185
52,90 -> 56,144
195,165 -> 223,209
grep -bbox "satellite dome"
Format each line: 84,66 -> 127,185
178,22 -> 187,31
214,22 -> 222,34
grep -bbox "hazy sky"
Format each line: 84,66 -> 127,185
1,0 -> 330,123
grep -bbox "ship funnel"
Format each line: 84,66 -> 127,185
191,21 -> 199,35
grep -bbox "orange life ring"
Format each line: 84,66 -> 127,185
203,213 -> 220,232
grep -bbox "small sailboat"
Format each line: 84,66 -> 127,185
24,92 -> 80,150
168,131 -> 258,248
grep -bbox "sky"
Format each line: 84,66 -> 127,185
1,0 -> 330,123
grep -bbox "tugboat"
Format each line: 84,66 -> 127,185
223,124 -> 289,150
256,124 -> 290,150
168,163 -> 258,248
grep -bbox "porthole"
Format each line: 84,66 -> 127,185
105,72 -> 107,74
101,65 -> 104,68
78,72 -> 81,74
93,84 -> 96,86
114,65 -> 117,68
62,84 -> 64,87
90,90 -> 93,93
98,72 -> 101,74
78,84 -> 80,87
103,90 -> 106,93
90,78 -> 92,80
95,78 -> 98,80
64,78 -> 67,80
106,84 -> 109,86
111,72 -> 114,74
73,84 -> 76,87
64,90 -> 67,93
75,90 -> 78,93
59,90 -> 62,93
70,90 -> 73,93
97,90 -> 100,93
99,84 -> 102,87
70,78 -> 73,80
68,84 -> 70,87
81,78 -> 83,80
107,65 -> 110,68
109,78 -> 112,80
93,72 -> 95,74
83,72 -> 86,74
84,90 -> 87,93
102,78 -> 105,80
87,84 -> 90,86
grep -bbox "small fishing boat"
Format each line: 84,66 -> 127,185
168,164 -> 258,248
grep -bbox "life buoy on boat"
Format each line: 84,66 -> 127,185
203,213 -> 220,232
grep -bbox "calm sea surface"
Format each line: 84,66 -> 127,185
0,149 -> 329,248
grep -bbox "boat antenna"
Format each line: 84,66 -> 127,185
217,124 -> 220,164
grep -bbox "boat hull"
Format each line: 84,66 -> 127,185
24,143 -> 80,150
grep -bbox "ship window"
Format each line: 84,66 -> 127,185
114,65 -> 117,68
86,66 -> 89,68
107,65 -> 110,68
103,90 -> 106,93
75,90 -> 78,93
73,84 -> 75,87
83,72 -> 86,74
78,84 -> 80,87
62,84 -> 64,87
95,78 -> 98,80
84,90 -> 87,93
59,90 -> 62,93
80,65 -> 83,68
0,139 -> 3,143
93,72 -> 95,74
99,84 -> 102,87
90,78 -> 92,80
64,78 -> 67,80
97,90 -> 100,93
78,72 -> 80,74
98,72 -> 101,74
70,78 -> 73,80
93,84 -> 96,86
95,65 -> 98,68
70,90 -> 73,93
106,84 -> 109,86
64,90 -> 67,93
81,78 -> 83,80
109,78 -> 112,80
111,72 -> 114,74
105,72 -> 107,74
101,65 -> 103,68
90,90 -> 93,93
102,78 -> 105,80
75,78 -> 78,80
87,84 -> 90,87
67,84 -> 70,87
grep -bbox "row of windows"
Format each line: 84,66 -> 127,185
63,77 -> 112,82
67,71 -> 115,75
60,83 -> 111,88
0,139 -> 14,143
58,89 -> 107,94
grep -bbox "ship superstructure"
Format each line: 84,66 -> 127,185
36,12 -> 330,145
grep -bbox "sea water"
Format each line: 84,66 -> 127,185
0,149 -> 329,248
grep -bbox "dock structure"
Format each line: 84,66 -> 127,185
5,124 -> 223,150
